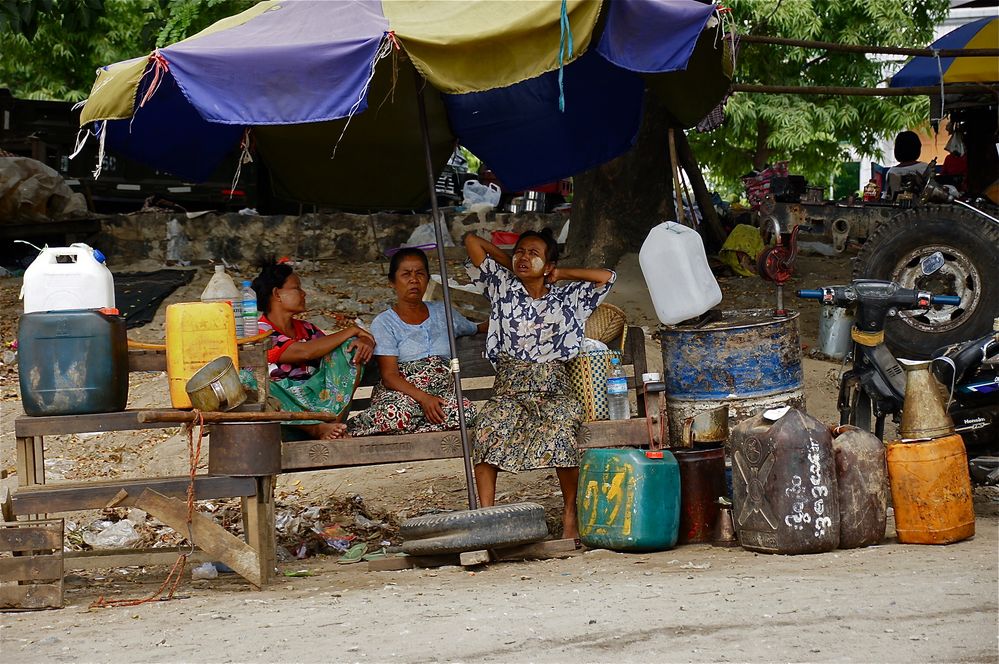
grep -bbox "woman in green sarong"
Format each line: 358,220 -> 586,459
252,259 -> 374,440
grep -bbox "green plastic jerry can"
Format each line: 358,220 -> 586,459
577,448 -> 680,552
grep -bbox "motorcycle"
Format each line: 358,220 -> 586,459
797,280 -> 998,466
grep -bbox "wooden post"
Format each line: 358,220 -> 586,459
135,489 -> 264,588
242,476 -> 276,585
674,129 -> 727,251
667,129 -> 686,226
15,436 -> 45,487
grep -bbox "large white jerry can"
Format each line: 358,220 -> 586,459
639,222 -> 722,325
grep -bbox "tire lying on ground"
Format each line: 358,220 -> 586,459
854,204 -> 999,359
400,502 -> 549,556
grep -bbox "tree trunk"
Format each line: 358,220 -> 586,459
752,119 -> 771,170
674,129 -> 726,253
567,95 -> 673,268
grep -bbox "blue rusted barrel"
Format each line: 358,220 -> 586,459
659,309 -> 804,443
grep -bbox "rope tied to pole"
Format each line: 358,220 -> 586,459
932,48 -> 946,118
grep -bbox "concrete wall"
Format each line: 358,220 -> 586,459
96,210 -> 566,265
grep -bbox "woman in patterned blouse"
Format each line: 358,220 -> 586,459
254,259 -> 375,440
465,229 -> 615,540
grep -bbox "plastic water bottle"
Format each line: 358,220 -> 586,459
241,280 -> 258,338
607,357 -> 630,420
201,265 -> 241,334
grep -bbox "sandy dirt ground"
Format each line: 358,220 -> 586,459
1,250 -> 997,663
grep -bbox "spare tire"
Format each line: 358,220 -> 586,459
400,502 -> 549,556
854,204 -> 999,359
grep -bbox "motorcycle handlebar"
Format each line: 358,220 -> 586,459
795,287 -> 961,306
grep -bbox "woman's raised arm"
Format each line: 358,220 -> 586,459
547,267 -> 614,286
464,233 -> 512,270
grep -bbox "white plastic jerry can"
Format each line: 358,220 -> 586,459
639,221 -> 722,325
21,243 -> 116,313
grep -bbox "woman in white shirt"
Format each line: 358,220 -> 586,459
348,248 -> 484,436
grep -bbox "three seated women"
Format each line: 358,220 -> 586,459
256,235 -> 614,538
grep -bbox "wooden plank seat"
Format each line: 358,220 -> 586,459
283,326 -> 654,472
10,475 -> 257,515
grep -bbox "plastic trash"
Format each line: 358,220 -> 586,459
166,218 -> 189,265
405,223 -> 454,248
461,179 -> 501,209
581,337 -> 609,352
192,562 -> 219,580
83,519 -> 140,549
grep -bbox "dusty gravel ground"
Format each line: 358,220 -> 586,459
1,250 -> 997,663
2,518 -> 996,663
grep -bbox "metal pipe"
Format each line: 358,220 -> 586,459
732,83 -> 998,96
738,34 -> 999,59
415,71 -> 478,511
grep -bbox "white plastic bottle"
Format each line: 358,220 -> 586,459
607,357 -> 630,420
241,280 -> 258,338
201,265 -> 242,333
22,243 -> 116,313
639,221 -> 722,325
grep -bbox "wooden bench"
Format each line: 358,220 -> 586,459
10,329 -> 655,584
11,344 -> 276,587
281,326 -> 655,472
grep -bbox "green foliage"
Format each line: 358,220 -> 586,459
0,0 -> 254,101
0,0 -> 155,100
155,0 -> 253,46
689,0 -> 949,194
0,0 -> 105,40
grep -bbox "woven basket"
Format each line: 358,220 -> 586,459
585,302 -> 627,345
567,350 -> 623,422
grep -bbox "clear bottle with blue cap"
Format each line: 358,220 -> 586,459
241,280 -> 258,338
607,356 -> 630,420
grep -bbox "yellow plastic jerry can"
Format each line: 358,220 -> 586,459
165,302 -> 239,408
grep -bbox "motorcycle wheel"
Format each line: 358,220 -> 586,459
854,204 -> 999,359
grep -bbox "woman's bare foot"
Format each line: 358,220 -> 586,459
318,422 -> 348,439
300,422 -> 348,439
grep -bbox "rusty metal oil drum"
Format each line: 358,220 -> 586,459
729,408 -> 840,554
831,425 -> 888,548
673,446 -> 726,544
659,309 -> 804,444
208,421 -> 282,476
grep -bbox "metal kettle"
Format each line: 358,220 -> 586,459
898,359 -> 955,440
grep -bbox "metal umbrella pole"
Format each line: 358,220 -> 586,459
415,73 -> 478,511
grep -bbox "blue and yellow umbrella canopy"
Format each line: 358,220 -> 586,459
80,0 -> 732,209
891,17 -> 999,88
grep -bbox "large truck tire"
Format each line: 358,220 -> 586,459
854,205 -> 999,359
400,502 -> 549,555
